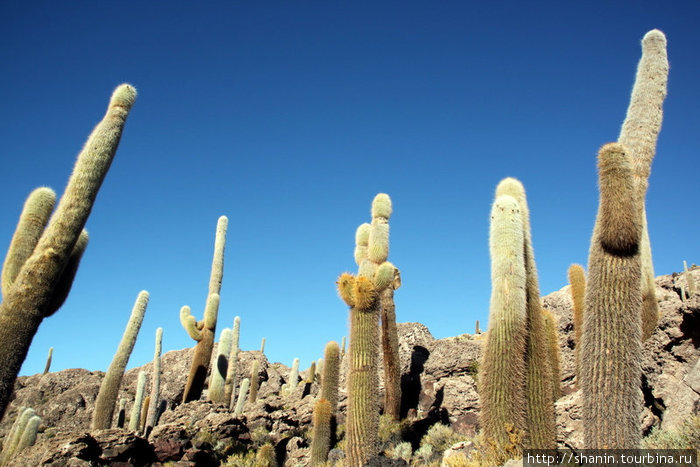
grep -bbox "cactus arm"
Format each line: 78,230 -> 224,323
180,306 -> 202,341
46,229 -> 89,316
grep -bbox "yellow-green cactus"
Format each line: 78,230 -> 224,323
618,30 -> 668,342
92,291 -> 149,430
248,359 -> 261,403
321,341 -> 340,413
224,316 -> 241,408
208,327 -> 232,404
43,347 -> 53,375
542,309 -> 562,399
581,143 -> 643,449
336,193 -> 399,466
0,84 -> 136,420
129,370 -> 147,432
182,216 -> 228,403
496,178 -> 555,449
479,194 -> 527,448
145,327 -> 163,436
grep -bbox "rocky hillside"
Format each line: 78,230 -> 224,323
0,269 -> 698,466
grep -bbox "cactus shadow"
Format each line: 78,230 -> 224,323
399,345 -> 429,419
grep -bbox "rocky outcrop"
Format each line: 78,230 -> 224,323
0,270 -> 697,465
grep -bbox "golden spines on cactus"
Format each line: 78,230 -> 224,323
581,142 -> 643,449
479,194 -> 527,448
352,275 -> 376,310
542,309 -> 562,399
337,273 -> 356,307
321,341 -> 340,413
371,193 -> 392,219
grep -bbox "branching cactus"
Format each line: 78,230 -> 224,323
181,216 -> 228,403
310,398 -> 332,466
0,84 -> 136,420
145,327 -> 163,436
479,194 -> 527,448
92,291 -> 149,429
336,193 -> 398,466
618,30 -> 669,341
209,328 -> 232,404
495,178 -> 555,449
224,316 -> 240,408
129,370 -> 147,432
581,143 -> 643,449
568,264 -> 586,383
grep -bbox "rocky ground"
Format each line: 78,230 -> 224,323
0,269 -> 698,466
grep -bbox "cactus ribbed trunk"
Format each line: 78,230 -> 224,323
568,264 -> 586,384
310,398 -> 332,466
183,328 -> 214,403
380,286 -> 401,421
581,143 -> 643,449
346,305 -> 380,466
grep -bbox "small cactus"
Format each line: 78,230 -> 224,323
145,327 -> 163,435
249,360 -> 261,403
568,264 -> 586,383
129,370 -> 147,432
233,378 -> 250,416
208,328 -> 232,404
92,291 -> 149,429
43,347 -> 53,375
224,316 -> 240,408
320,341 -> 340,413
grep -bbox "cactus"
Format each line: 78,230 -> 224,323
495,178 -> 555,449
0,407 -> 34,465
209,328 -> 232,404
581,143 -> 643,449
233,378 -> 250,416
139,395 -> 150,434
340,336 -> 346,357
145,327 -> 163,436
260,337 -> 266,354
316,358 -> 324,381
542,309 -> 562,399
568,264 -> 586,383
0,84 -> 136,420
618,30 -> 669,342
380,265 -> 402,420
684,261 -> 696,296
256,444 -> 277,467
479,194 -> 527,447
92,291 -> 149,429
224,316 -> 241,408
116,398 -> 127,428
181,215 -> 228,403
129,370 -> 147,432
336,193 -> 398,466
320,341 -> 340,413
310,398 -> 332,466
14,414 -> 41,458
249,360 -> 261,403
43,347 -> 53,375
282,357 -> 300,395
475,320 -> 481,334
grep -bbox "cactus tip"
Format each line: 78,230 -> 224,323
110,84 -> 137,109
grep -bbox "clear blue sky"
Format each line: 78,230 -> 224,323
1,2 -> 698,376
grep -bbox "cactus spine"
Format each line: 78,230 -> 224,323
618,30 -> 668,342
495,178 -> 555,449
224,316 -> 240,408
310,398 -> 332,466
129,370 -> 147,432
233,378 -> 250,416
0,84 -> 136,420
145,327 -> 163,435
542,309 -> 562,399
209,328 -> 232,403
337,193 -> 397,466
181,215 -> 228,403
479,194 -> 527,447
568,264 -> 586,383
43,347 -> 53,375
92,291 -> 149,429
581,143 -> 643,449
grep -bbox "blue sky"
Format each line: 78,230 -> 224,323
1,2 -> 698,377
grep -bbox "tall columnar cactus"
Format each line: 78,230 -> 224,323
233,378 -> 250,416
495,178 -> 555,449
224,316 -> 241,408
479,194 -> 528,447
248,360 -> 261,403
320,341 -> 340,414
542,309 -> 562,399
310,398 -> 332,466
568,264 -> 586,383
336,193 -> 398,466
92,291 -> 149,429
208,328 -> 232,404
145,327 -> 163,436
129,370 -> 147,432
581,143 -> 643,449
0,84 -> 136,421
260,337 -> 266,354
282,357 -> 300,395
43,347 -> 53,375
618,30 -> 668,342
181,215 -> 228,403
380,266 -> 402,421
